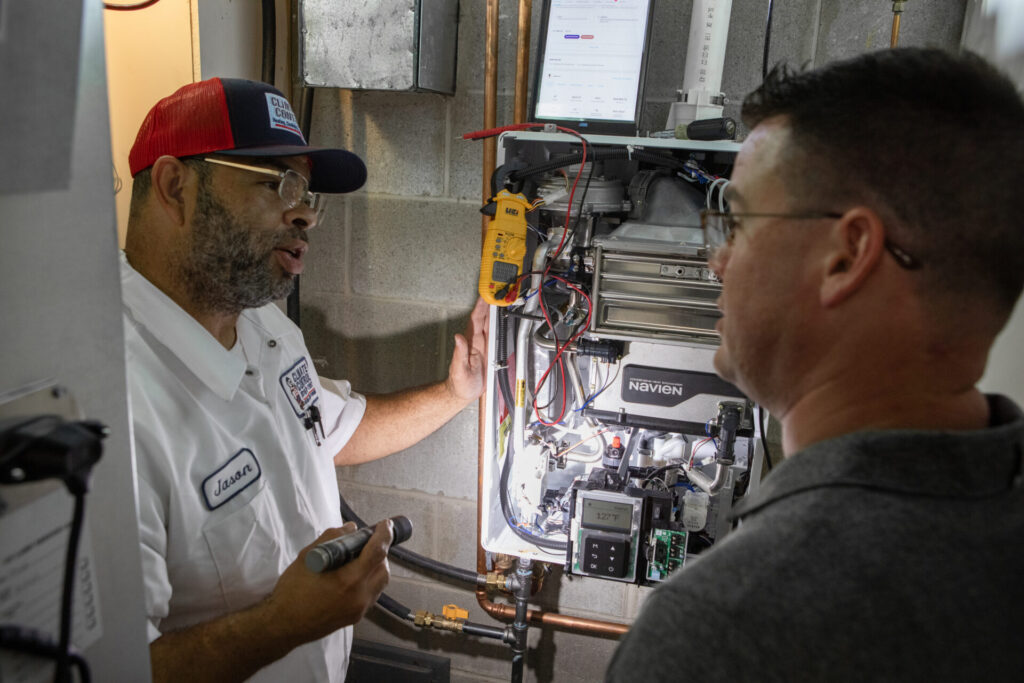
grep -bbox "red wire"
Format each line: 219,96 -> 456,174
532,277 -> 593,426
533,130 -> 588,424
463,123 -> 592,426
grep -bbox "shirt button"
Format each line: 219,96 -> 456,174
245,370 -> 254,376
268,340 -> 277,348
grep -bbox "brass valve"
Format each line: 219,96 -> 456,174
414,610 -> 465,633
486,571 -> 513,592
414,603 -> 472,633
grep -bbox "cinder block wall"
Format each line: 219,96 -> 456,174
300,2 -> 965,681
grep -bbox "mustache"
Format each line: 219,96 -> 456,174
272,227 -> 309,247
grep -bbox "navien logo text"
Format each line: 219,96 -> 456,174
628,379 -> 684,396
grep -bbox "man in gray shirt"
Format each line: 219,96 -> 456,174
607,48 -> 1024,682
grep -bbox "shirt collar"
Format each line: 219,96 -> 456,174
120,251 -> 246,401
733,395 -> 1024,520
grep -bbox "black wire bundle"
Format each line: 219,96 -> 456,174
0,416 -> 102,683
498,433 -> 568,551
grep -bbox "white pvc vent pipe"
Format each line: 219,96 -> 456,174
666,0 -> 733,130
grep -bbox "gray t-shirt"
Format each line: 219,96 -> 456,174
607,395 -> 1024,682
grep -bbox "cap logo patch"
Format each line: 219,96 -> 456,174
265,93 -> 305,141
280,357 -> 319,416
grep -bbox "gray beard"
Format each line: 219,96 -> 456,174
178,185 -> 304,315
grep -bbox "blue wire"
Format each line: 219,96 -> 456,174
576,384 -> 610,412
524,279 -> 556,301
576,363 -> 620,411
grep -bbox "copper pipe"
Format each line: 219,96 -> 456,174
477,0 -> 500,630
479,597 -> 630,636
890,1 -> 904,48
482,0 -> 500,217
514,0 -> 533,123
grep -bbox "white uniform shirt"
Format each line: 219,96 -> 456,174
121,253 -> 366,682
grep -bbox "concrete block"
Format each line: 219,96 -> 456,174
522,625 -> 622,683
640,99 -> 673,135
301,195 -> 350,296
451,91 -> 515,201
625,583 -> 655,620
339,404 -> 480,500
311,88 -> 355,151
644,0 -> 694,103
532,567 -> 629,620
817,0 -> 965,64
348,194 -> 483,307
434,496 -> 482,572
336,481 -> 437,580
721,0 -> 822,133
299,291 -> 446,393
314,89 -> 448,196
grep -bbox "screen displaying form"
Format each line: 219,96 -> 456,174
532,0 -> 653,133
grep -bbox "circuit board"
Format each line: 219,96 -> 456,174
646,528 -> 687,582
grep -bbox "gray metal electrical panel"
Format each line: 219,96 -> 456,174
299,0 -> 459,94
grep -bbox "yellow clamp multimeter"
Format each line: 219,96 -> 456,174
479,189 -> 534,306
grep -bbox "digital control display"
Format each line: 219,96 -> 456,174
581,497 -> 634,532
534,0 -> 651,123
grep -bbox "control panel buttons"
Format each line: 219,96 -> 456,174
584,537 -> 628,578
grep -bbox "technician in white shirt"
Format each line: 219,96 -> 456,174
121,78 -> 488,683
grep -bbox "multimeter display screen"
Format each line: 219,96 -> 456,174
581,498 -> 633,532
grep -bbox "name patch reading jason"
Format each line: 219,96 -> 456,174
202,448 -> 261,510
265,93 -> 304,139
280,357 -> 318,416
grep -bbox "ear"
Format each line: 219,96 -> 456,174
819,207 -> 887,308
149,155 -> 193,226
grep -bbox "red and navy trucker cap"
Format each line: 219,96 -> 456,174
128,78 -> 366,194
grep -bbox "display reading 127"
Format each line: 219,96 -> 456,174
478,189 -> 534,306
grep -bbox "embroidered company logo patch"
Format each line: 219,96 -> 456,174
202,448 -> 261,510
265,93 -> 305,140
280,357 -> 318,416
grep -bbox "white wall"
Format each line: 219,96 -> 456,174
0,1 -> 151,679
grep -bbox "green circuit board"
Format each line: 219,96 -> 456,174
646,528 -> 687,582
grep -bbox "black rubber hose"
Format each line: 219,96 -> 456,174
507,148 -> 629,183
463,622 -> 509,641
375,597 -> 508,641
338,493 -> 485,587
55,492 -> 86,683
508,146 -> 692,185
630,149 -> 688,172
376,592 -> 415,622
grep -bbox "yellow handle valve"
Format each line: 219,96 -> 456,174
442,603 -> 469,620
